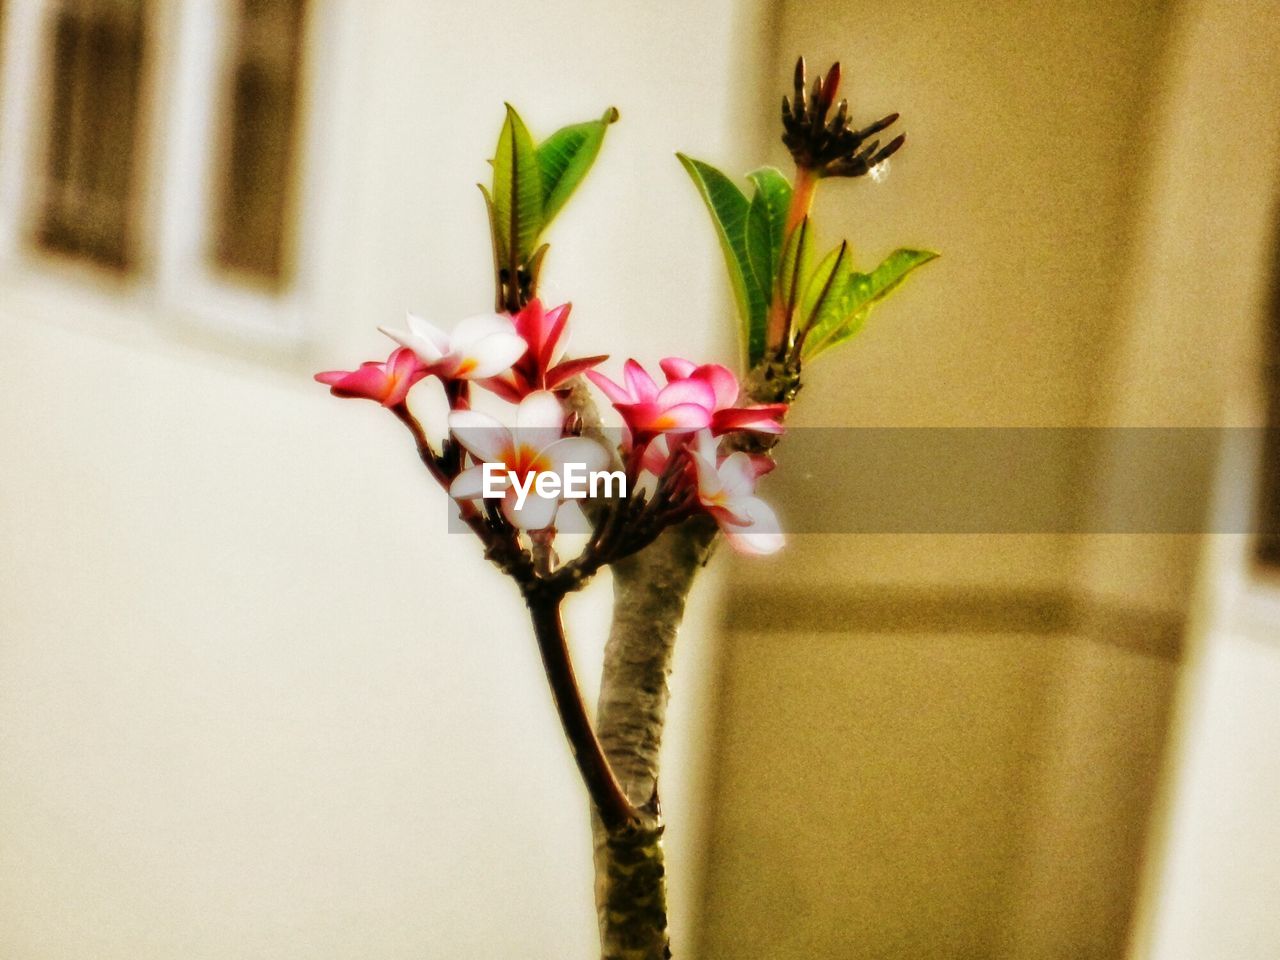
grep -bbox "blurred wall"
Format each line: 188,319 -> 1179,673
1124,2 -> 1280,958
699,1 -> 1192,958
0,1 -> 764,957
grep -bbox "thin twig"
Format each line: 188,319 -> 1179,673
525,586 -> 640,832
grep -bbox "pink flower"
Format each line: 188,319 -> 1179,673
314,347 -> 427,406
658,358 -> 787,435
447,391 -> 612,530
586,359 -> 714,443
687,430 -> 783,555
483,299 -> 607,402
379,312 -> 527,381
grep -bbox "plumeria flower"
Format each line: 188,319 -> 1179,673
586,359 -> 714,446
687,430 -> 783,555
314,347 -> 427,407
658,358 -> 787,435
448,391 -> 611,530
378,312 -> 527,381
483,299 -> 607,402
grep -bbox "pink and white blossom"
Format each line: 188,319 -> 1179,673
379,312 -> 527,381
687,430 -> 783,555
658,357 -> 787,435
483,299 -> 607,402
314,348 -> 427,407
447,391 -> 611,530
586,359 -> 714,443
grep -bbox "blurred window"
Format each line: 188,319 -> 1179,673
35,0 -> 148,270
0,0 -> 320,336
210,0 -> 308,287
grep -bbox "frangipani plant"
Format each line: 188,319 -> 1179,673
315,57 -> 935,960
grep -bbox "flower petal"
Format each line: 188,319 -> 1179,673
459,332 -> 528,379
695,363 -> 740,409
691,443 -> 725,500
659,357 -> 697,382
379,325 -> 446,365
478,372 -> 526,404
541,302 -> 572,368
623,359 -> 659,402
718,451 -> 759,500
712,501 -> 755,526
647,402 -> 713,432
515,390 -> 566,453
719,497 -> 784,555
389,346 -> 425,377
448,409 -> 512,462
450,464 -> 491,500
315,362 -> 389,401
452,312 -> 517,345
656,377 -> 716,412
712,405 -> 787,435
315,369 -> 352,387
692,429 -> 719,463
502,487 -> 560,530
586,370 -> 633,405
512,299 -> 545,346
408,316 -> 452,359
722,524 -> 785,556
541,437 -> 612,475
546,355 -> 608,389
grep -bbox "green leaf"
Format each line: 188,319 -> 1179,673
492,104 -> 544,271
677,153 -> 767,361
742,168 -> 793,364
803,248 -> 939,360
744,167 -> 793,295
536,106 -> 619,230
799,241 -> 851,331
775,216 -> 815,321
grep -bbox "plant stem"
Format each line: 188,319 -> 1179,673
589,368 -> 794,958
592,515 -> 718,960
785,165 -> 818,235
525,587 -> 638,834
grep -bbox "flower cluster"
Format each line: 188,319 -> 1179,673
315,299 -> 787,562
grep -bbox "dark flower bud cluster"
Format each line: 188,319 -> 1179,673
781,57 -> 905,178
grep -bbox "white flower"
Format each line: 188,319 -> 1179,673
379,312 -> 526,381
688,430 -> 784,555
447,391 -> 611,530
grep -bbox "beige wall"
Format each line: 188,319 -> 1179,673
0,1 -> 759,957
705,0 -> 1280,957
701,1 -> 1191,958
1126,2 -> 1280,958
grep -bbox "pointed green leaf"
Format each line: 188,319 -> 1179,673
745,194 -> 772,299
536,106 -> 619,230
816,308 -> 871,354
799,241 -> 851,331
744,167 -> 793,295
803,248 -> 939,360
677,153 -> 767,359
776,216 -> 815,320
492,104 -> 544,271
743,196 -> 774,363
